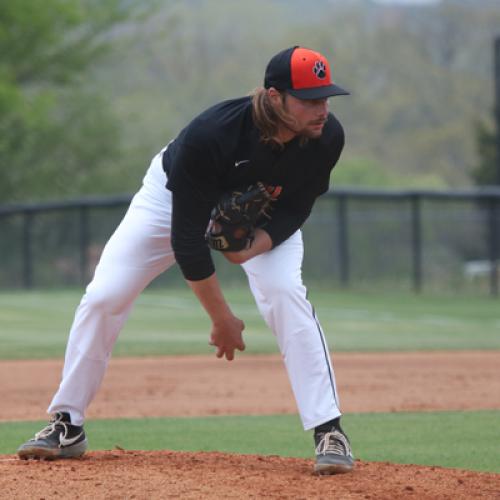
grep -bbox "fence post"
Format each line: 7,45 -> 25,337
336,193 -> 350,287
410,194 -> 423,293
22,211 -> 33,289
79,205 -> 89,286
494,36 -> 500,185
488,197 -> 499,297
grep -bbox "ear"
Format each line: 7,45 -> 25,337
267,87 -> 282,104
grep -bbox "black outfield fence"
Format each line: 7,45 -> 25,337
0,188 -> 499,296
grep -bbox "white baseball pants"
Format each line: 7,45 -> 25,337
48,151 -> 341,430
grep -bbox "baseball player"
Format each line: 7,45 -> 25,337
17,46 -> 354,475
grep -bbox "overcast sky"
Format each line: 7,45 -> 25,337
373,0 -> 440,4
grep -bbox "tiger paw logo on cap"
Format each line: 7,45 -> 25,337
313,61 -> 327,80
264,46 -> 350,100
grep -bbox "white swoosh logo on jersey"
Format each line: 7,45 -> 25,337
234,159 -> 249,168
59,431 -> 84,447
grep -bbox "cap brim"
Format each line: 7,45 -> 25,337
288,83 -> 350,99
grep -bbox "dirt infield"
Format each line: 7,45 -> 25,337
1,351 -> 500,498
2,351 -> 500,422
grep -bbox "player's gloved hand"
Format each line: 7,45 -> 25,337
205,182 -> 281,252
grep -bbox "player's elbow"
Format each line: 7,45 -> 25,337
223,252 -> 249,265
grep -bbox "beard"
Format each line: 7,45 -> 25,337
298,121 -> 326,139
301,128 -> 323,139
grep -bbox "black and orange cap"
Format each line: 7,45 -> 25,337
264,46 -> 349,99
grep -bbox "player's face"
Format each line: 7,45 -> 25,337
283,94 -> 329,139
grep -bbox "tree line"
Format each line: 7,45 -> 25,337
0,0 -> 499,203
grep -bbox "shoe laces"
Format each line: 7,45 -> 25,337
315,429 -> 351,457
34,413 -> 69,440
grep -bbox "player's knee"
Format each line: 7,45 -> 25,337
83,282 -> 130,314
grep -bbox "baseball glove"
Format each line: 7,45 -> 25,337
205,182 -> 280,252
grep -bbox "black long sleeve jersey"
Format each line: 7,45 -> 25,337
162,96 -> 345,281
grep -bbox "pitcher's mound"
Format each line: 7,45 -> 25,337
2,450 -> 499,499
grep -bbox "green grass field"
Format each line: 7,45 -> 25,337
1,287 -> 499,473
0,287 -> 499,359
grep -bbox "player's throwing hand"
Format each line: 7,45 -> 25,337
209,314 -> 246,361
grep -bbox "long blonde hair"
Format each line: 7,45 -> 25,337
251,87 -> 298,147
